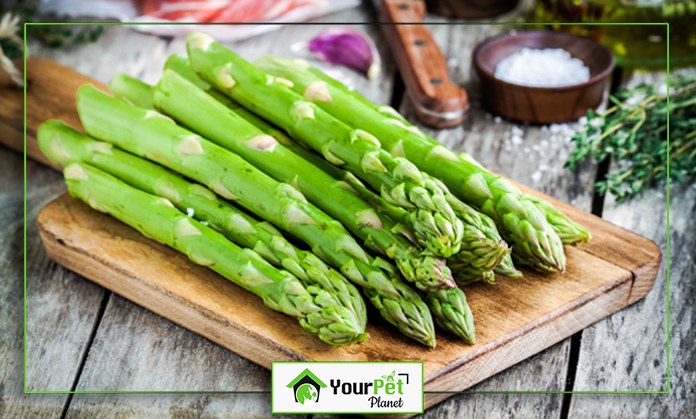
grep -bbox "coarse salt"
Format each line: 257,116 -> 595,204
494,48 -> 590,88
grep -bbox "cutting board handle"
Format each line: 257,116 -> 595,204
380,0 -> 468,128
0,57 -> 109,171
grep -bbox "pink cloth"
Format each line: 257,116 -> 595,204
140,0 -> 324,23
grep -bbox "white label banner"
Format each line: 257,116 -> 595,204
272,362 -> 424,414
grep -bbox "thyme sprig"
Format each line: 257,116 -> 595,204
565,75 -> 696,203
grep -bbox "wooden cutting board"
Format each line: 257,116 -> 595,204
1,58 -> 661,416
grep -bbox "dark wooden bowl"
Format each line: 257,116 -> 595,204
472,31 -> 614,124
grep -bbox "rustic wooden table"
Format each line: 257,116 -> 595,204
1,5 -> 692,418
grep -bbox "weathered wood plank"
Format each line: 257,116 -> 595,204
567,185 -> 691,418
66,296 -> 303,419
416,344 -> 570,419
0,147 -> 106,418
66,393 -> 298,419
567,70 -> 694,418
395,22 -> 598,417
73,294 -> 272,392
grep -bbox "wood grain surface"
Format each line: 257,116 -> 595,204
35,164 -> 659,418
0,6 -> 685,418
3,19 -> 660,415
0,147 -> 108,418
565,69 -> 694,419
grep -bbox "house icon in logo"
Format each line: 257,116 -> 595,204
286,368 -> 327,404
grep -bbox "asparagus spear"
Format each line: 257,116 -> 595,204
111,71 -> 476,342
161,54 -> 299,151
151,69 -> 455,293
162,55 -> 326,159
76,84 -> 436,347
164,54 -> 302,150
38,119 -> 369,346
109,73 -> 155,110
424,288 -> 475,344
495,254 -> 523,279
516,193 -> 591,245
373,253 -> 475,344
59,161 -> 367,346
264,55 -> 591,248
255,55 -> 578,272
186,32 -> 464,259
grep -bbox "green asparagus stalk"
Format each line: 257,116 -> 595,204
373,255 -> 475,343
255,55 -> 580,272
186,32 -> 464,259
163,54 -> 303,149
109,73 -> 155,110
150,69 -> 455,292
59,161 -> 366,346
516,193 -> 591,245
457,152 -> 591,247
495,254 -> 523,279
163,55 -> 324,162
76,84 -> 436,348
38,120 -> 369,346
268,55 -> 591,248
423,288 -> 475,344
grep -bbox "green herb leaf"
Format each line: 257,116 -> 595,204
565,75 -> 696,203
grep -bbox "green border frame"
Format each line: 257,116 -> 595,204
271,361 -> 424,414
22,20 -> 671,396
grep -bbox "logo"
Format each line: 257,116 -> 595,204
273,362 -> 423,414
330,369 -> 411,408
286,368 -> 327,405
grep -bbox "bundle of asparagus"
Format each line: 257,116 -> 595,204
110,71 -> 479,346
38,31 -> 591,349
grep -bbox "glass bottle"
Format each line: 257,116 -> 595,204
535,0 -> 696,68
